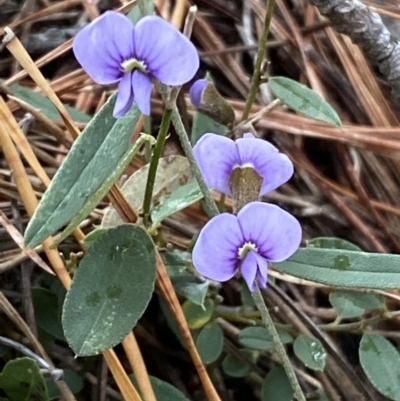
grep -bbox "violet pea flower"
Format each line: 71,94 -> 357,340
192,202 -> 301,291
73,11 -> 199,117
189,78 -> 208,107
192,133 -> 293,197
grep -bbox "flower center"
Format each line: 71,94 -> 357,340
238,242 -> 258,259
121,58 -> 147,73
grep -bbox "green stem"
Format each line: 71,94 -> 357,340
142,108 -> 173,226
242,0 -> 276,120
252,288 -> 306,401
171,106 -> 219,217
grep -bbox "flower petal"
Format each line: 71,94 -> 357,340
131,70 -> 152,115
254,253 -> 268,289
73,11 -> 134,84
237,202 -> 302,262
240,251 -> 258,291
192,213 -> 243,282
236,136 -> 293,195
193,134 -> 239,196
190,79 -> 208,107
134,16 -> 199,86
114,73 -> 134,118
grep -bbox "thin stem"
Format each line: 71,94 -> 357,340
242,0 -> 276,120
171,106 -> 219,217
142,108 -> 173,226
251,288 -> 306,401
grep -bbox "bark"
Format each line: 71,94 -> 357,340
310,0 -> 400,102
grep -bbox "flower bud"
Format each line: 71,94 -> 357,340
189,79 -> 235,127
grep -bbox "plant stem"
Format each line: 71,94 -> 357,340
251,288 -> 306,401
142,108 -> 172,226
242,0 -> 276,120
171,106 -> 219,217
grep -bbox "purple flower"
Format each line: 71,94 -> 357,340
73,11 -> 199,117
193,133 -> 293,197
192,202 -> 301,291
189,78 -> 208,107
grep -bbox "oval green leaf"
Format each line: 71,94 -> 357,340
275,247 -> 400,289
0,357 -> 49,401
222,353 -> 251,378
239,327 -> 293,351
329,290 -> 384,319
308,237 -> 361,251
196,322 -> 224,364
182,299 -> 214,330
62,224 -> 156,356
359,333 -> 400,401
269,76 -> 341,127
293,334 -> 326,371
261,366 -> 294,401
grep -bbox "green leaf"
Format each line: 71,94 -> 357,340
261,366 -> 294,401
0,357 -> 49,401
102,155 -> 191,228
127,0 -> 154,24
131,375 -> 190,401
172,274 -> 209,307
62,224 -> 156,356
329,290 -> 385,319
308,237 -> 361,251
83,227 -> 108,248
269,76 -> 341,127
24,96 -> 141,248
239,327 -> 293,351
46,369 -> 83,399
182,299 -> 214,330
222,352 -> 251,377
151,180 -> 204,228
162,249 -> 192,276
274,247 -> 400,289
53,134 -> 151,246
360,333 -> 400,401
196,322 -> 224,364
240,283 -> 255,307
32,288 -> 64,340
293,335 -> 326,371
191,110 -> 228,145
1,80 -> 91,123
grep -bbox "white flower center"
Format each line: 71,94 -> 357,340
238,242 -> 258,259
233,163 -> 255,170
121,58 -> 147,73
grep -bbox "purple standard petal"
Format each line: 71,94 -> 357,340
236,135 -> 294,196
131,70 -> 152,115
193,134 -> 239,196
73,11 -> 134,84
114,73 -> 134,118
192,213 -> 244,282
190,79 -> 208,107
134,16 -> 199,85
237,202 -> 302,262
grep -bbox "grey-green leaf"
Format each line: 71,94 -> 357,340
2,80 -> 91,123
239,327 -> 293,351
131,375 -> 191,401
222,353 -> 251,378
172,274 -> 209,307
293,335 -> 326,371
24,96 -> 141,248
196,322 -> 224,364
151,180 -> 204,228
308,237 -> 361,251
261,366 -> 294,401
274,247 -> 400,289
62,224 -> 156,356
191,110 -> 228,145
269,76 -> 341,127
0,357 -> 49,401
329,290 -> 384,319
359,333 -> 400,401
